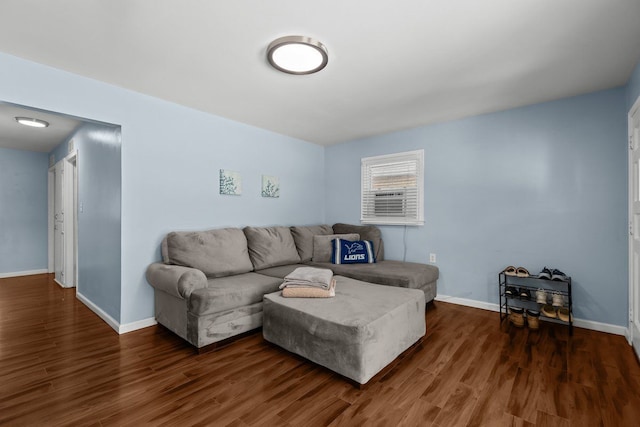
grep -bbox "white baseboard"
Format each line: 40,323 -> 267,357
119,317 -> 157,334
573,318 -> 628,336
0,269 -> 48,279
76,291 -> 120,333
435,294 -> 627,337
75,291 -> 156,334
435,295 -> 500,312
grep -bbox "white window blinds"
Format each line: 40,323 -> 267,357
361,149 -> 424,226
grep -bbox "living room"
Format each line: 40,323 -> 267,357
1,1 -> 640,425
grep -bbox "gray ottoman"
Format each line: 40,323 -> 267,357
262,276 -> 426,385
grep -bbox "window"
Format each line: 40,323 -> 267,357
361,149 -> 424,226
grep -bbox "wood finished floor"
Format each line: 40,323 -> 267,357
1,274 -> 639,426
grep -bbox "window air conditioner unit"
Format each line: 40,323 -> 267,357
374,191 -> 405,216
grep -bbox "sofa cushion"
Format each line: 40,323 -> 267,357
165,228 -> 253,278
307,260 -> 438,290
312,233 -> 359,263
290,225 -> 333,262
188,272 -> 282,316
244,226 -> 301,270
331,239 -> 376,264
255,264 -> 304,279
332,223 -> 385,261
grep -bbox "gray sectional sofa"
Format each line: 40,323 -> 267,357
146,223 -> 439,350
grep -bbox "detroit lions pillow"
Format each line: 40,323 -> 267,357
331,239 -> 376,264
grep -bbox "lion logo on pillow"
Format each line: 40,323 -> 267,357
345,242 -> 364,254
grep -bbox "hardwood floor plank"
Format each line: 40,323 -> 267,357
466,355 -> 520,427
1,275 -> 639,426
504,367 -> 539,423
433,382 -> 478,426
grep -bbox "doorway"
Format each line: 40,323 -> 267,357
48,151 -> 77,288
629,95 -> 640,359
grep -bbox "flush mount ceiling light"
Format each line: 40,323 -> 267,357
15,116 -> 49,128
267,35 -> 328,75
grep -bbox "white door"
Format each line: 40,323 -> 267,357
53,161 -> 65,285
629,98 -> 640,359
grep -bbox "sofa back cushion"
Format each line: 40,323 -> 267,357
244,226 -> 301,270
312,233 -> 360,262
332,223 -> 385,261
290,225 -> 333,262
164,228 -> 253,278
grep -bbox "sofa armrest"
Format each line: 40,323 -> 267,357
146,263 -> 207,299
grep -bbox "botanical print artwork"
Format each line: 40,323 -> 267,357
261,175 -> 280,198
220,169 -> 242,195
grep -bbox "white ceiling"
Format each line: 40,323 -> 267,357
0,103 -> 84,152
0,0 -> 639,146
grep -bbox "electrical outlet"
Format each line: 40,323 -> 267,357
429,253 -> 436,263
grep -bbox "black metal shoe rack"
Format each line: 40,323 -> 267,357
499,272 -> 573,335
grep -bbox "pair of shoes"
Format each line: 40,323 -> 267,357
541,304 -> 572,321
526,309 -> 540,330
503,266 -> 530,277
552,292 -> 565,307
536,288 -> 547,304
509,307 -> 525,327
537,267 -> 568,281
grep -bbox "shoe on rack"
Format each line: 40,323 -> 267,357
551,269 -> 567,281
526,309 -> 540,330
509,307 -> 525,327
505,286 -> 518,297
535,288 -> 547,304
538,267 -> 552,280
557,308 -> 573,322
541,304 -> 557,318
516,267 -> 530,278
503,266 -> 517,276
519,288 -> 531,300
552,292 -> 564,307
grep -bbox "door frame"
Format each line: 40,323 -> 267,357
47,164 -> 55,273
628,94 -> 640,357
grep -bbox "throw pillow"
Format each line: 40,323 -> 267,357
290,225 -> 334,262
331,238 -> 376,264
312,233 -> 359,262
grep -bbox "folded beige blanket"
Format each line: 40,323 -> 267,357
280,266 -> 334,290
282,279 -> 336,298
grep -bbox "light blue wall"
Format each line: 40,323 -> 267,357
0,147 -> 48,274
0,51 -> 325,325
326,88 -> 627,326
628,59 -> 640,112
50,123 -> 122,320
2,47 -> 631,329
